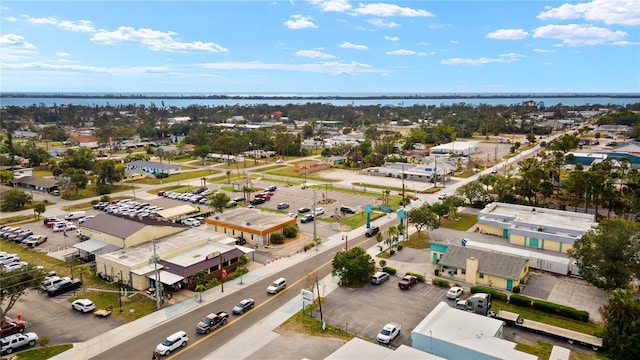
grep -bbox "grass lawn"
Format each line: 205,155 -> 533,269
0,200 -> 54,214
439,213 -> 477,231
32,170 -> 54,177
146,185 -> 192,194
351,182 -> 417,195
264,167 -> 341,183
339,211 -> 385,229
277,298 -> 354,341
515,340 -> 604,360
0,214 -> 39,226
14,344 -> 74,360
402,232 -> 430,249
132,169 -> 215,185
61,184 -> 133,201
69,289 -> 157,322
253,165 -> 288,173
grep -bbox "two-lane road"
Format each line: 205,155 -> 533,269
89,229 -> 387,360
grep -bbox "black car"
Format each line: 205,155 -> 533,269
298,207 -> 311,213
250,198 -> 266,205
232,298 -> 255,315
340,206 -> 356,214
365,226 -> 380,237
300,214 -> 314,223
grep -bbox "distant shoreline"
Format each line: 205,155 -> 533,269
2,93 -> 639,100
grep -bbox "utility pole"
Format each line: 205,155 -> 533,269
313,190 -> 318,251
152,238 -> 161,310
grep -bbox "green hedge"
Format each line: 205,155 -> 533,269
470,285 -> 508,301
406,272 -> 425,283
270,233 -> 284,244
382,266 -> 397,275
508,293 -> 533,307
532,299 -> 590,322
432,278 -> 450,288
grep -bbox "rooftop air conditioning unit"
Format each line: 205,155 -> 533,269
246,222 -> 251,226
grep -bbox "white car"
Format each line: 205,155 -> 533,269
3,262 -> 26,272
446,286 -> 464,300
71,298 -> 96,313
314,207 -> 325,216
182,218 -> 201,227
0,332 -> 38,354
155,331 -> 188,356
77,215 -> 95,224
287,212 -> 298,218
438,193 -> 448,200
377,322 -> 401,344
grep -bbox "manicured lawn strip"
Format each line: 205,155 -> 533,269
351,182 -> 417,194
215,160 -> 272,169
61,184 -> 132,201
14,344 -> 73,360
69,290 -> 157,322
439,213 -> 478,231
132,169 -> 216,185
252,165 -> 289,173
514,340 -> 604,360
146,185 -> 191,194
263,167 -> 341,182
0,214 -> 40,226
32,170 -> 54,177
402,232 -> 430,249
339,211 -> 385,229
278,298 -> 354,341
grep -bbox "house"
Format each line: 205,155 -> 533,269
324,156 -> 346,165
431,245 -> 530,291
477,202 -> 598,253
205,208 -> 297,246
294,160 -> 331,174
11,175 -> 59,194
125,160 -> 180,176
411,302 -> 537,360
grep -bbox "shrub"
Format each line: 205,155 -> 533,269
239,255 -> 249,265
206,278 -> 220,289
382,266 -> 396,275
155,172 -> 169,179
397,245 -> 403,251
95,183 -> 112,195
91,199 -> 99,205
100,195 -> 111,202
512,285 -> 521,293
470,285 -> 508,301
303,243 -> 315,251
532,299 -> 590,322
509,293 -> 533,307
432,278 -> 450,288
379,260 -> 387,269
389,250 -> 395,256
283,224 -> 298,238
406,272 -> 425,283
270,233 -> 284,244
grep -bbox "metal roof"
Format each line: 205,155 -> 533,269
438,245 -> 529,280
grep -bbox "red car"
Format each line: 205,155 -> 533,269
0,320 -> 26,337
398,275 -> 418,290
45,219 -> 63,228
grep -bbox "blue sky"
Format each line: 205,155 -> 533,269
1,0 -> 639,94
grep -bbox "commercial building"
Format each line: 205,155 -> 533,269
477,202 -> 597,253
411,302 -> 537,360
428,141 -> 479,157
430,245 -> 530,291
125,160 -> 181,176
205,208 -> 297,246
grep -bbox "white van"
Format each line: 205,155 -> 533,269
64,211 -> 86,221
266,277 -> 287,294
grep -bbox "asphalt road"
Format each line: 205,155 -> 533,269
89,229 -> 384,360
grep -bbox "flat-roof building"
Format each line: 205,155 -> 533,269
477,202 -> 598,253
205,208 -> 297,246
429,141 -> 479,156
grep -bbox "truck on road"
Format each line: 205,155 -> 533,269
195,311 -> 229,334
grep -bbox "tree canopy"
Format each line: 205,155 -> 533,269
601,288 -> 640,360
408,204 -> 440,236
208,192 -> 231,213
568,219 -> 640,291
1,266 -> 44,321
331,247 -> 375,286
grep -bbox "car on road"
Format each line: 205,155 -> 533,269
398,275 -> 418,290
298,207 -> 311,214
376,322 -> 401,344
78,216 -> 95,224
232,298 -> 255,314
276,203 -> 289,210
0,320 -> 25,337
446,286 -> 464,300
0,332 -> 38,355
266,277 -> 287,294
300,214 -> 314,223
72,299 -> 96,313
155,330 -> 188,356
22,235 -> 47,248
365,226 -> 380,237
195,311 -> 228,334
276,159 -> 284,163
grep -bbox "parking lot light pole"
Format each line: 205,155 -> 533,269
313,190 -> 318,251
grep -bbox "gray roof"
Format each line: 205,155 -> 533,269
438,246 -> 529,280
81,214 -> 148,239
127,160 -> 179,171
14,176 -> 59,189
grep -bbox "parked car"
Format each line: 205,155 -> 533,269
300,214 -> 314,223
0,331 -> 38,355
365,226 -> 380,237
314,207 -> 325,216
71,298 -> 96,313
22,235 -> 47,248
250,198 -> 266,205
52,222 -> 71,232
0,320 -> 25,337
276,203 -> 289,210
155,330 -> 188,356
370,271 -> 390,285
181,218 -> 201,227
78,215 -> 95,224
398,275 -> 418,290
265,185 -> 277,192
287,212 -> 298,218
438,192 -> 448,200
446,286 -> 464,300
376,322 -> 401,344
226,201 -> 238,208
3,262 -> 26,272
298,207 -> 311,214
232,298 -> 255,314
233,196 -> 245,202
14,231 -> 34,242
47,278 -> 82,297
340,206 -> 356,214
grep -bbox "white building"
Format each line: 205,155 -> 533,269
429,141 -> 479,156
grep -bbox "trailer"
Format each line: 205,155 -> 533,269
493,309 -> 602,351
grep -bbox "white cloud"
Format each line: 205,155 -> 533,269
533,48 -> 556,53
441,53 -> 524,66
352,3 -> 434,17
613,40 -> 640,46
418,51 -> 435,56
537,0 -> 640,26
367,18 -> 399,28
56,52 -> 70,57
429,24 -> 449,30
284,14 -> 318,29
309,0 -> 352,12
384,35 -> 399,41
0,34 -> 36,48
295,49 -> 336,59
386,49 -> 415,55
533,24 -> 627,46
0,34 -> 36,62
90,26 -> 228,52
1,61 -> 174,77
5,16 -> 17,22
450,40 -> 459,44
26,16 -> 96,33
198,60 -> 384,76
486,29 -> 529,40
339,41 -> 368,50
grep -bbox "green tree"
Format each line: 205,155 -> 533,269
63,168 -> 89,194
430,202 -> 452,224
1,190 -> 31,211
192,145 -> 212,165
1,266 -> 44,321
59,147 -> 96,171
455,181 -> 487,206
568,219 -> 640,291
208,192 -> 231,213
34,202 -> 46,219
95,160 -> 124,186
600,289 -> 640,360
331,247 -> 375,286
0,170 -> 13,184
408,204 -> 440,238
